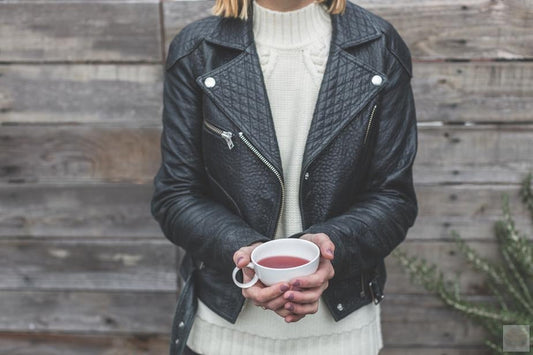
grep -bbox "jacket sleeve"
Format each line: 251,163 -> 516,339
151,40 -> 270,274
289,58 -> 418,278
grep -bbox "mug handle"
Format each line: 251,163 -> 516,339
232,262 -> 258,288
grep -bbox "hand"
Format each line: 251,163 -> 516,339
233,243 -> 293,319
282,233 -> 335,323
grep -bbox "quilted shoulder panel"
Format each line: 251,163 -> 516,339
165,16 -> 220,70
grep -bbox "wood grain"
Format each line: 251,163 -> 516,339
0,290 -> 175,333
0,126 -> 162,184
0,239 -> 176,291
381,294 -> 491,347
0,65 -> 163,125
411,184 -> 532,241
415,125 -> 533,184
163,1 -> 215,55
0,332 -> 169,355
386,240 -> 501,295
361,0 -> 533,60
0,2 -> 161,62
0,184 -> 161,238
413,62 -> 533,123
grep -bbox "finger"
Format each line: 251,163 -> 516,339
310,233 -> 335,260
283,283 -> 327,304
299,233 -> 335,260
262,294 -> 289,311
289,259 -> 334,289
273,307 -> 293,318
233,242 -> 262,267
284,301 -> 319,316
233,248 -> 250,268
243,282 -> 290,304
242,266 -> 256,281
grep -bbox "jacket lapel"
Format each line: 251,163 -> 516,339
197,1 -> 387,175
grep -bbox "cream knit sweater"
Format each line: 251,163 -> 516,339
187,2 -> 383,354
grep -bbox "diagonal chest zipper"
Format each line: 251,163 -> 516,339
363,104 -> 378,145
238,132 -> 285,237
203,120 -> 235,150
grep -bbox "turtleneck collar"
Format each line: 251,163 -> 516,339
252,0 -> 332,48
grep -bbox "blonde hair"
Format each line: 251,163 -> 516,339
212,0 -> 346,20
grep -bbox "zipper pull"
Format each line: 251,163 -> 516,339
368,268 -> 384,305
360,272 -> 366,298
221,131 -> 234,150
369,279 -> 384,304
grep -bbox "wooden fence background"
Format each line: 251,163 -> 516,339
1,0 -> 532,353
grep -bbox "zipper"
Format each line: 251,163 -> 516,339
363,104 -> 378,145
360,272 -> 366,298
238,132 -> 285,237
368,267 -> 384,304
203,120 -> 234,150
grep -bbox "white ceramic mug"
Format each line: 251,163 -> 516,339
232,238 -> 320,288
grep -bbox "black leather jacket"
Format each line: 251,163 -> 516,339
151,0 -> 417,351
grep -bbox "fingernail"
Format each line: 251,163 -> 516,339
280,284 -> 289,292
237,256 -> 243,264
327,248 -> 334,256
292,280 -> 300,287
288,293 -> 294,301
287,303 -> 294,312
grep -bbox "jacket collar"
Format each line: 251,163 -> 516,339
198,1 -> 387,175
205,0 -> 382,51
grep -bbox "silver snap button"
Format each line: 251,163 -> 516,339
178,321 -> 185,329
336,303 -> 344,311
371,75 -> 383,86
175,339 -> 180,345
204,77 -> 216,88
304,172 -> 310,180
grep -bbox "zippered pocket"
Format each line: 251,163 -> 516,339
363,104 -> 378,145
203,120 -> 235,150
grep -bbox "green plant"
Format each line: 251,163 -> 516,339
393,173 -> 533,354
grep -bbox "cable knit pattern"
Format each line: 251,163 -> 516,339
187,2 -> 383,354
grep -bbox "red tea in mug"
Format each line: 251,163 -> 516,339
257,256 -> 309,268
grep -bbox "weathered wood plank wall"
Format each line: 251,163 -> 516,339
0,0 -> 531,353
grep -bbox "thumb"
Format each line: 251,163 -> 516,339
233,242 -> 262,268
233,249 -> 251,268
313,233 -> 335,260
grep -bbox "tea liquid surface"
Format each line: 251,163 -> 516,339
257,256 -> 309,268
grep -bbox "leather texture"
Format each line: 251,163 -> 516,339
151,0 -> 418,348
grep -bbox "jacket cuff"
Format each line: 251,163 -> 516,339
287,227 -> 349,274
287,231 -> 306,239
246,237 -> 270,247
